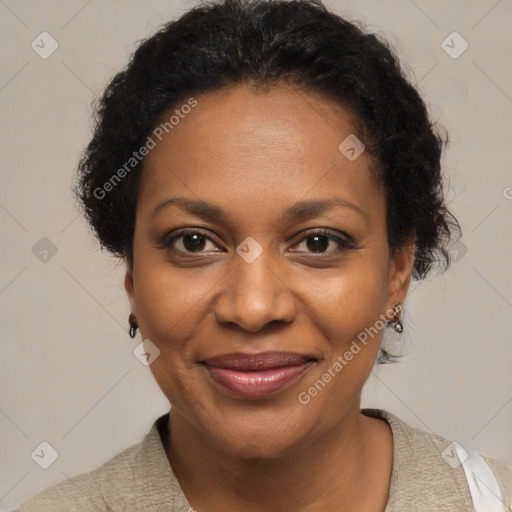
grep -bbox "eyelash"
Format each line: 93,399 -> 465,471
160,228 -> 356,255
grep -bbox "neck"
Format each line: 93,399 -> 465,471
164,404 -> 393,512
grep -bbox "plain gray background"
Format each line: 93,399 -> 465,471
1,0 -> 511,509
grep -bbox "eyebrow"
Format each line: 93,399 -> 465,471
151,196 -> 368,223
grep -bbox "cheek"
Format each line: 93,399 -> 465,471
131,260 -> 214,409
303,252 -> 390,345
133,257 -> 227,347
296,264 -> 388,412
134,241 -> 390,349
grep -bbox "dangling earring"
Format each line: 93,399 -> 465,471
128,313 -> 138,338
390,302 -> 403,333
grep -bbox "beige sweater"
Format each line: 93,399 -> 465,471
13,408 -> 512,511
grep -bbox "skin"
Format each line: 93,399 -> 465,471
125,83 -> 415,511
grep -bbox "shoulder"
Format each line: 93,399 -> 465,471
13,440 -> 143,512
13,442 -> 143,512
12,412 -> 186,512
483,455 -> 512,509
362,408 -> 512,511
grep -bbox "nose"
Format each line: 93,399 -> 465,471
213,249 -> 297,332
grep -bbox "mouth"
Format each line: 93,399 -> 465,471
200,351 -> 317,399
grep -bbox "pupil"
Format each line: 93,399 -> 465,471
307,235 -> 328,252
183,233 -> 205,251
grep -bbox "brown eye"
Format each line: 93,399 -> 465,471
306,234 -> 330,253
291,229 -> 355,254
181,233 -> 207,252
162,230 -> 220,254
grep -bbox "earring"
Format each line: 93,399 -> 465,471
390,302 -> 403,333
128,313 -> 138,339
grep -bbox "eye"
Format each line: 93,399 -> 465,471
291,229 -> 355,254
162,230 -> 221,253
160,228 -> 355,256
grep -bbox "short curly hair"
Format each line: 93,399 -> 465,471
75,0 -> 461,361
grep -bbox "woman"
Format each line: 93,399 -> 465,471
14,0 -> 511,510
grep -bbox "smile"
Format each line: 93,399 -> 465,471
200,351 -> 316,398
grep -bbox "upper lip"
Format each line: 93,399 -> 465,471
201,351 -> 316,371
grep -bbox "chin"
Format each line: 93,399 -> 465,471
192,395 -> 323,459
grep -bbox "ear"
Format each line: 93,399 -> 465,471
386,238 -> 416,313
124,263 -> 137,315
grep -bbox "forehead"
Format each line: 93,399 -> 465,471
138,83 -> 383,225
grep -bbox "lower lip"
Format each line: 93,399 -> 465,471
203,362 -> 314,398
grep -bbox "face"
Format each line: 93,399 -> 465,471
125,83 -> 414,458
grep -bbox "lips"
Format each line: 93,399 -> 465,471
201,351 -> 316,398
